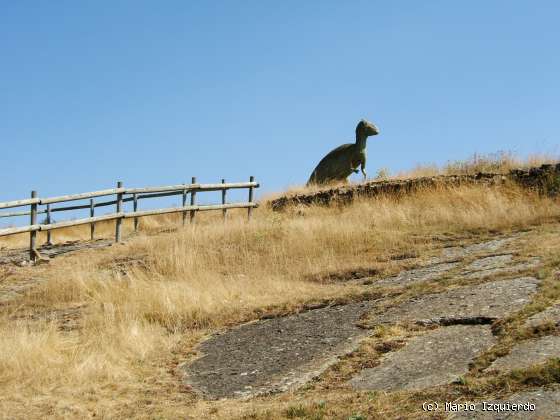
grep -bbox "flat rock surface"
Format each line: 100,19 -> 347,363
183,301 -> 376,399
350,325 -> 495,391
488,336 -> 560,372
462,256 -> 540,280
449,387 -> 560,419
375,261 -> 459,287
181,234 -> 545,400
466,254 -> 514,271
373,277 -> 540,326
373,236 -> 537,289
525,304 -> 560,328
441,238 -> 519,260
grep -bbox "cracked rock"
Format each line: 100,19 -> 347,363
372,277 -> 540,326
524,304 -> 560,329
462,256 -> 541,280
374,262 -> 459,287
465,254 -> 514,271
441,238 -> 517,260
450,386 -> 560,419
350,325 -> 495,391
487,336 -> 560,373
183,301 -> 376,399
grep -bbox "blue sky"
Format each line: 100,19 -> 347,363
1,0 -> 559,203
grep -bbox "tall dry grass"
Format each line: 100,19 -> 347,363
394,151 -> 558,179
2,152 -> 555,250
1,183 -> 560,418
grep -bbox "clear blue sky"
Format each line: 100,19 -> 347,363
2,0 -> 559,202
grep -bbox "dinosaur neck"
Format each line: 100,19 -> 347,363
355,133 -> 367,150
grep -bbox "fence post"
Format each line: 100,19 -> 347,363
90,199 -> 95,240
248,175 -> 255,221
190,176 -> 196,224
115,181 -> 123,242
29,191 -> 37,261
182,186 -> 187,226
45,204 -> 53,245
133,193 -> 139,232
222,178 -> 227,221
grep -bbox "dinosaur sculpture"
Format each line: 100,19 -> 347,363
307,119 -> 380,185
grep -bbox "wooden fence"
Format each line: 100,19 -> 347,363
0,176 -> 259,261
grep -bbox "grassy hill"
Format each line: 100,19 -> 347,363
1,155 -> 559,419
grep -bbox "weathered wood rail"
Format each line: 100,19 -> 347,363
0,177 -> 259,261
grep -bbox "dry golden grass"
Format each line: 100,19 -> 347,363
394,151 -> 558,179
1,183 -> 559,418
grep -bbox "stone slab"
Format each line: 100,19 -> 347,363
350,325 -> 495,391
449,387 -> 560,419
524,304 -> 560,329
375,261 -> 460,287
465,254 -> 514,271
442,238 -> 517,260
373,277 -> 540,326
462,257 -> 541,280
488,336 -> 560,372
183,301 -> 376,399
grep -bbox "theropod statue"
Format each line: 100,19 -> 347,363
307,119 -> 380,185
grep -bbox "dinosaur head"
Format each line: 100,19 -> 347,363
356,119 -> 379,138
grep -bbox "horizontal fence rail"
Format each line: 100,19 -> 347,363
0,177 -> 259,261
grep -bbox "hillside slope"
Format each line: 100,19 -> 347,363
0,180 -> 559,419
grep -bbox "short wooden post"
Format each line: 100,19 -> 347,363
182,187 -> 187,226
190,176 -> 196,224
115,181 -> 123,242
45,204 -> 53,245
133,193 -> 139,232
29,191 -> 37,261
248,175 -> 255,221
89,199 -> 95,240
221,179 -> 227,221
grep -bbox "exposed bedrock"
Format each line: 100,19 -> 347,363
350,325 -> 495,391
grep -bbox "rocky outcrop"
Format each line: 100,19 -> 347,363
182,234 -> 546,400
510,163 -> 560,196
270,164 -> 560,211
